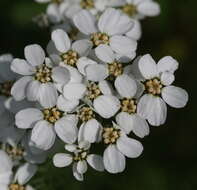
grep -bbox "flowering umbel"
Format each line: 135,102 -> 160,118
0,0 -> 189,188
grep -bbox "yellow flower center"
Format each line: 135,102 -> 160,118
35,65 -> 52,83
103,127 -> 121,144
61,50 -> 79,67
145,78 -> 163,96
121,4 -> 137,17
121,98 -> 137,114
0,81 -> 14,97
43,107 -> 63,124
73,150 -> 88,162
86,82 -> 102,100
91,32 -> 110,47
9,184 -> 25,190
78,107 -> 95,122
80,0 -> 95,9
5,144 -> 24,160
108,62 -> 123,79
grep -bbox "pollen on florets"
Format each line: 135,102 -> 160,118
121,98 -> 137,114
91,32 -> 110,47
144,78 -> 163,96
121,4 -> 137,17
78,106 -> 95,122
35,65 -> 52,83
108,62 -> 123,79
61,50 -> 79,67
43,107 -> 63,124
80,0 -> 94,10
103,127 -> 121,145
9,184 -> 26,190
86,82 -> 102,100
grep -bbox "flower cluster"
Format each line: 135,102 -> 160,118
0,0 -> 189,188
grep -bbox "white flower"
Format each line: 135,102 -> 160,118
115,74 -> 150,138
15,106 -> 79,151
102,122 -> 143,173
64,0 -> 111,19
111,0 -> 160,19
134,54 -> 188,126
11,44 -> 70,108
53,141 -> 104,181
0,150 -> 37,190
73,8 -> 135,57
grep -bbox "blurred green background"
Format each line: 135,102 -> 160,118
0,0 -> 196,189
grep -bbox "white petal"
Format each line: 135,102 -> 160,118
115,74 -> 137,98
51,29 -> 71,53
138,1 -> 160,17
73,10 -> 97,35
24,44 -> 45,66
72,39 -> 93,57
47,4 -> 61,24
73,163 -> 84,181
77,57 -> 97,75
103,145 -> 125,174
110,35 -> 137,56
63,83 -> 86,100
138,54 -> 158,79
38,83 -> 58,108
15,108 -> 43,129
64,144 -> 77,152
99,80 -> 113,95
11,76 -> 32,101
78,141 -> 91,150
95,45 -> 115,63
53,153 -> 73,168
162,86 -> 188,108
55,115 -> 78,144
131,114 -> 150,138
0,184 -> 9,190
79,119 -> 102,143
77,160 -> 88,174
117,136 -> 143,158
31,120 -> 56,150
57,95 -> 79,112
0,150 -> 13,174
116,112 -> 134,134
94,95 -> 120,118
160,72 -> 175,86
87,154 -> 104,171
0,172 -> 12,185
52,66 -> 70,84
85,64 -> 108,82
11,59 -> 35,75
26,80 -> 41,101
15,163 -> 37,185
126,20 -> 142,41
98,8 -> 133,35
138,95 -> 167,126
157,56 -> 179,74
62,65 -> 83,83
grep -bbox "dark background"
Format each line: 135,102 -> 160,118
0,0 -> 196,189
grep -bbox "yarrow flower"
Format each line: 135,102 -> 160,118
11,44 -> 70,108
53,141 -> 104,181
0,0 -> 190,186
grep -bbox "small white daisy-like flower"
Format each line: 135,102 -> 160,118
102,122 -> 143,173
65,0 -> 111,19
114,74 -> 150,138
0,150 -> 37,190
73,8 -> 135,57
53,141 -> 104,181
134,54 -> 189,126
111,0 -> 160,19
11,44 -> 70,108
15,106 -> 79,151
